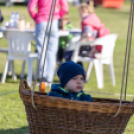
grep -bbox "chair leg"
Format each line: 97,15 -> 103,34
1,59 -> 9,83
20,61 -> 26,78
11,60 -> 17,81
27,58 -> 34,87
108,63 -> 115,86
86,62 -> 93,82
8,60 -> 12,76
94,59 -> 103,89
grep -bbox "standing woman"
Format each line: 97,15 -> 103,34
28,0 -> 69,85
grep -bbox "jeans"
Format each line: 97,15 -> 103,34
36,20 -> 59,82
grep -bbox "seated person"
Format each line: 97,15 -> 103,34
57,12 -> 74,65
79,1 -> 110,58
48,61 -> 93,102
63,1 -> 110,61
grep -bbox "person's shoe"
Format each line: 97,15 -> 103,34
36,77 -> 46,82
33,77 -> 46,87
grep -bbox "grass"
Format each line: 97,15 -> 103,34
0,1 -> 134,133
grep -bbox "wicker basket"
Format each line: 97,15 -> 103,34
19,79 -> 134,134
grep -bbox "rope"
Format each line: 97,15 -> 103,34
0,90 -> 18,96
41,0 -> 57,78
113,0 -> 134,117
31,0 -> 57,109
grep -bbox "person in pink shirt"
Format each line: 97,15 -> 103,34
28,0 -> 69,85
79,1 -> 110,58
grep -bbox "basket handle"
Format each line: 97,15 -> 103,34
19,79 -> 30,94
19,79 -> 37,109
131,99 -> 134,114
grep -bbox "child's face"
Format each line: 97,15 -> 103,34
64,75 -> 84,93
79,9 -> 83,19
79,8 -> 89,19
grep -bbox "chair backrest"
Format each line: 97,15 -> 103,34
65,35 -> 81,51
3,30 -> 35,60
71,33 -> 118,62
92,33 -> 118,59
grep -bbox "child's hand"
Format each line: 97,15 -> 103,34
80,36 -> 95,42
89,36 -> 95,41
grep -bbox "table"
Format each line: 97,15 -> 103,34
0,27 -> 81,36
0,27 -> 71,37
0,27 -> 81,86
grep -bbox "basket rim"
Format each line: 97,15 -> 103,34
19,79 -> 134,115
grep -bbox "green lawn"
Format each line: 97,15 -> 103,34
0,1 -> 134,134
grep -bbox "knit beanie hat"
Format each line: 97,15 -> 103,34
57,61 -> 85,88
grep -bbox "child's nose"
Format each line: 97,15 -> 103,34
77,78 -> 82,83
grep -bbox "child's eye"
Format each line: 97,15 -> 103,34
81,77 -> 84,81
73,77 -> 76,80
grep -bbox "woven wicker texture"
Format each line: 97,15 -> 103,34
19,79 -> 134,134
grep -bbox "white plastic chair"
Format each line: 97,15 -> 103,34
71,33 -> 118,89
0,32 -> 3,38
64,28 -> 81,51
0,48 -> 13,76
65,35 -> 81,51
0,31 -> 13,76
1,30 -> 38,86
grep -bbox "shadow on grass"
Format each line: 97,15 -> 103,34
0,73 -> 27,83
0,126 -> 29,134
0,72 -> 60,85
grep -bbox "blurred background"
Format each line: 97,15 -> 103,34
0,0 -> 134,133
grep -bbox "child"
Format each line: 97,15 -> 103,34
79,1 -> 110,58
57,12 -> 74,65
0,7 -> 4,24
48,61 -> 93,102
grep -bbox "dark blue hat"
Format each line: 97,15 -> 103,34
57,61 -> 85,87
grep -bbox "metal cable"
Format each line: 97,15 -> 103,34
41,0 -> 57,78
113,0 -> 134,117
124,2 -> 134,100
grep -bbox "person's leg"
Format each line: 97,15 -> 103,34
36,22 -> 47,79
57,46 -> 64,65
63,50 -> 73,61
88,46 -> 96,58
43,20 -> 59,82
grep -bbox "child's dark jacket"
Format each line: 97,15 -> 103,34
48,84 -> 93,102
